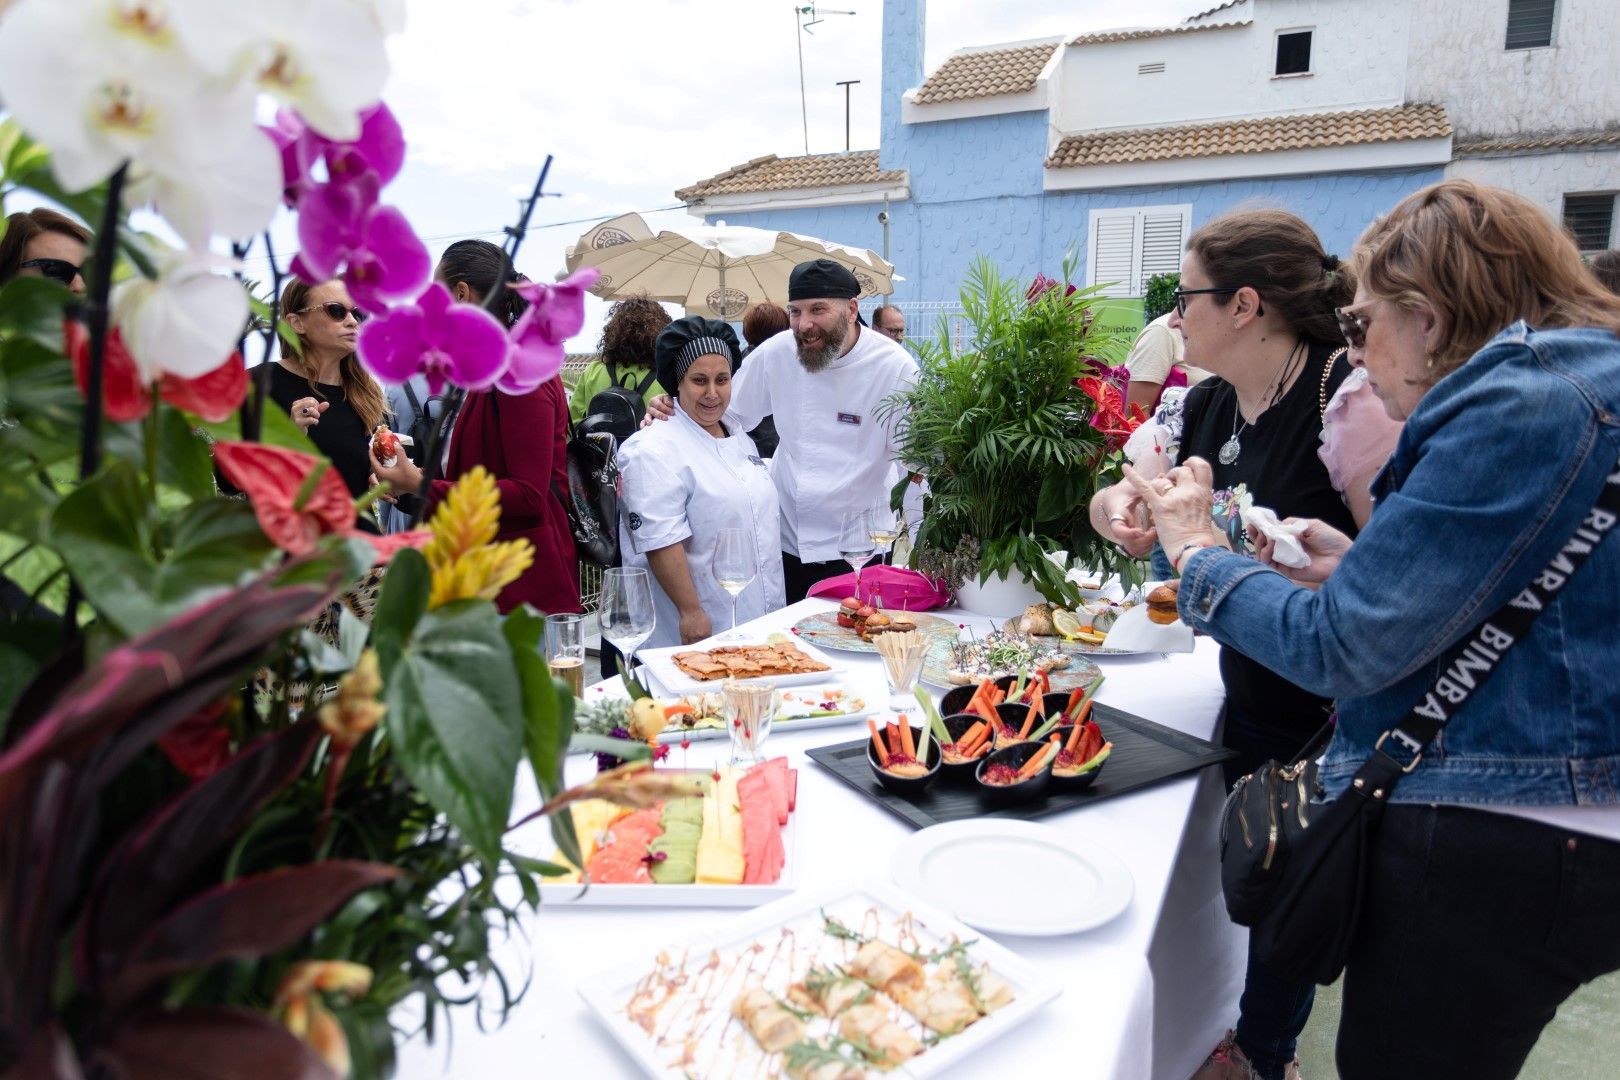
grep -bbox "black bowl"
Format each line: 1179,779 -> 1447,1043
936,713 -> 994,783
994,701 -> 1053,746
1041,691 -> 1077,723
939,684 -> 978,718
973,739 -> 1056,805
866,724 -> 941,797
1044,724 -> 1111,792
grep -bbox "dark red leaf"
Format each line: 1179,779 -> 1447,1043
111,861 -> 402,1005
159,352 -> 250,423
65,319 -> 152,423
212,442 -> 355,556
102,1006 -> 335,1080
155,701 -> 233,780
79,719 -> 324,990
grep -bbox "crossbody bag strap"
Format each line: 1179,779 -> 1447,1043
1356,455 -> 1620,794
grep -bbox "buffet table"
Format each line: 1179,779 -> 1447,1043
395,598 -> 1245,1080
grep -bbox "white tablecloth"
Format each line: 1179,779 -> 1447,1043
396,599 -> 1245,1080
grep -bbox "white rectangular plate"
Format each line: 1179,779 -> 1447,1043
653,683 -> 875,744
639,639 -> 845,696
531,809 -> 800,909
578,882 -> 1063,1078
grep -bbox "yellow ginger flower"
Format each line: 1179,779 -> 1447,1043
317,650 -> 385,748
275,961 -> 373,1078
422,467 -> 534,607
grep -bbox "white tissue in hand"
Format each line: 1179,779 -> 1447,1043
1123,420 -> 1175,480
1240,505 -> 1311,569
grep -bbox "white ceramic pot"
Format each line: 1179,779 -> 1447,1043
954,567 -> 1046,617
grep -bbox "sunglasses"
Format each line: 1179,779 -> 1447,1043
20,257 -> 82,286
300,301 -> 366,323
1336,306 -> 1369,350
1172,286 -> 1238,316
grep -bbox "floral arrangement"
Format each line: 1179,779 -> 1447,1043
0,3 -> 632,1076
883,256 -> 1147,605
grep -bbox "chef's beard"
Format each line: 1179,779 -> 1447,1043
795,316 -> 850,372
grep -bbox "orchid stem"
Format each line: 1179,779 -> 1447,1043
79,161 -> 128,482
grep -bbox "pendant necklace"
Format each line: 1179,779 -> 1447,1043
1218,339 -> 1304,466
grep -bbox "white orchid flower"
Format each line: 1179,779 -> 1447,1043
0,0 -> 258,194
345,0 -> 406,35
125,122 -> 283,247
168,0 -> 388,142
114,256 -> 248,380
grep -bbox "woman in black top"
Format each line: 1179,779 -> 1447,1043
268,278 -> 390,533
1090,210 -> 1379,1080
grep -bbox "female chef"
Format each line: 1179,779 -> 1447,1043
616,317 -> 787,646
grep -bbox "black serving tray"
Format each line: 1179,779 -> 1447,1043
806,703 -> 1237,830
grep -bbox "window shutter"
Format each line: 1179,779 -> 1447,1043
1091,215 -> 1137,299
1139,211 -> 1186,294
1563,193 -> 1615,252
1505,0 -> 1556,49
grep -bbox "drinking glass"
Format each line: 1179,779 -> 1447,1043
545,613 -> 586,698
839,509 -> 876,602
711,527 -> 757,640
723,678 -> 777,767
867,503 -> 900,567
599,567 -> 656,679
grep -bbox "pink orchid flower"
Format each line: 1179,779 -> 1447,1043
356,282 -> 510,394
267,103 -> 405,208
293,170 -> 430,314
501,268 -> 599,393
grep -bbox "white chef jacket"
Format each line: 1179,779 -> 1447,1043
725,325 -> 918,563
616,404 -> 787,650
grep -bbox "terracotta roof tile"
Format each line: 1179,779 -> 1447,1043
1453,130 -> 1620,156
1046,104 -> 1452,169
912,42 -> 1059,105
676,151 -> 907,202
1071,18 -> 1250,45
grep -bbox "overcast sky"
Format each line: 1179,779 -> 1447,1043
334,0 -> 1197,347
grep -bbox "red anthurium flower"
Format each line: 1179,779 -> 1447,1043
66,320 -> 250,424
213,442 -> 356,556
158,701 -> 233,780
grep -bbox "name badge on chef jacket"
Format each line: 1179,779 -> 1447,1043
837,412 -> 862,426
748,455 -> 765,467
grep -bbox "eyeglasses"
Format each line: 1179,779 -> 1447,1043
1172,286 -> 1239,316
1336,306 -> 1369,350
300,301 -> 366,323
19,258 -> 82,286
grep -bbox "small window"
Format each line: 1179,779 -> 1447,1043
1505,0 -> 1556,49
1275,30 -> 1312,76
1563,193 -> 1615,252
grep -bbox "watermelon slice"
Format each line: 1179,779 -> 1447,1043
737,770 -> 785,885
584,804 -> 664,884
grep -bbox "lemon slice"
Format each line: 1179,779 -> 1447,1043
1073,627 -> 1108,646
1051,608 -> 1085,641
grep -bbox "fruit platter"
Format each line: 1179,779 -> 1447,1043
577,884 -> 1060,1077
534,758 -> 801,907
791,604 -> 958,654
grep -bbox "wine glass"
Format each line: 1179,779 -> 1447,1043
867,503 -> 900,567
839,509 -> 877,603
711,527 -> 757,640
599,567 -> 656,680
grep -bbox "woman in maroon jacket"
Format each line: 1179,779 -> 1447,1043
371,240 -> 580,615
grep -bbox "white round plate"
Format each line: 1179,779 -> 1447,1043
891,819 -> 1134,936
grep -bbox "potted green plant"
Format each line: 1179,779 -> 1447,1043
1143,271 -> 1181,323
883,257 -> 1146,614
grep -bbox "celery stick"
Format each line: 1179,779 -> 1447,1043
914,685 -> 951,743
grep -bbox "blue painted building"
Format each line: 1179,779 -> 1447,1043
676,0 -> 1617,313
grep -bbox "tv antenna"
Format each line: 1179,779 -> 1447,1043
794,5 -> 857,155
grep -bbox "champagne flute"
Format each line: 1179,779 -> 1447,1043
712,528 -> 757,640
545,613 -> 586,698
599,567 -> 656,681
867,503 -> 900,567
839,509 -> 877,603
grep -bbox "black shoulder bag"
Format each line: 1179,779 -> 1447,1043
1221,454 -> 1620,985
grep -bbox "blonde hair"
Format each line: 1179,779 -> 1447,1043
278,278 -> 388,432
1352,179 -> 1620,380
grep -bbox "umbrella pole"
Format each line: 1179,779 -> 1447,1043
718,255 -> 727,320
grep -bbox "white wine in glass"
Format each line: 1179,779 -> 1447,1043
599,567 -> 656,678
839,509 -> 876,602
867,504 -> 900,566
712,527 -> 757,639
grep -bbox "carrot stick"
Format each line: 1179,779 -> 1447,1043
1074,698 -> 1094,726
869,720 -> 890,765
898,716 -> 916,759
886,722 -> 901,757
1018,700 -> 1038,739
1017,741 -> 1058,778
1065,719 -> 1085,754
971,699 -> 999,728
991,687 -> 1006,706
957,720 -> 986,749
963,730 -> 990,758
1062,687 -> 1083,718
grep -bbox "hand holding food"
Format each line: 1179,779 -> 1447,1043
1122,458 -> 1222,559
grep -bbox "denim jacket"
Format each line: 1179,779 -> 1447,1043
1178,323 -> 1620,806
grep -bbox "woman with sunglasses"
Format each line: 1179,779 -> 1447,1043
270,279 -> 390,531
368,240 -> 579,616
1132,180 -> 1620,1078
1090,210 -> 1401,1080
0,208 -> 90,293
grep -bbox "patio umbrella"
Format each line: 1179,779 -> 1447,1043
565,212 -> 897,319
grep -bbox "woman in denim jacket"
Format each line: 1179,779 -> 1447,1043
1135,179 -> 1620,1077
